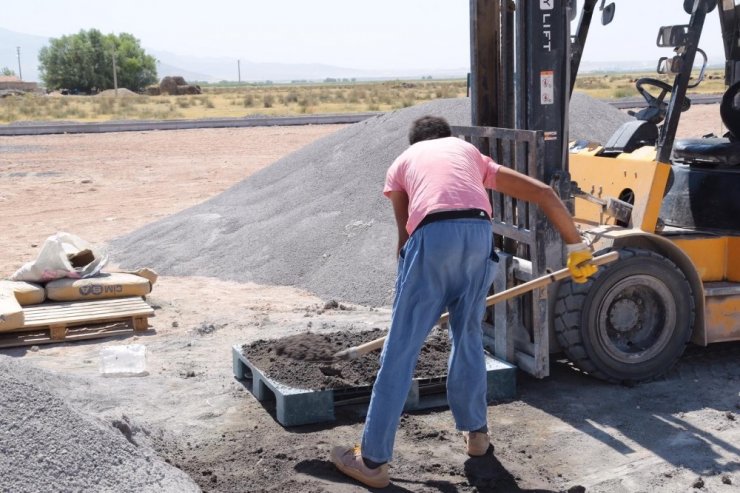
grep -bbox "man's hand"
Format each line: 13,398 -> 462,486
567,242 -> 598,284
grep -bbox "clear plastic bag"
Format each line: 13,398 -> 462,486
10,232 -> 108,283
99,344 -> 148,377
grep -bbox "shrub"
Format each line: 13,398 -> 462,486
96,97 -> 115,114
20,102 -> 41,117
285,91 -> 299,103
348,89 -> 365,104
612,86 -> 634,99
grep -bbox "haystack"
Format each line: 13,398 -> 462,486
159,76 -> 201,96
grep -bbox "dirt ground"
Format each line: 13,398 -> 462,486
0,104 -> 738,493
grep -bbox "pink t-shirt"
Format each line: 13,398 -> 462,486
384,136 -> 501,235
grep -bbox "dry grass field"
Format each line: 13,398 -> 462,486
0,80 -> 467,123
0,69 -> 727,124
573,68 -> 727,98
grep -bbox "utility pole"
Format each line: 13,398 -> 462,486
238,59 -> 241,84
16,46 -> 22,80
112,49 -> 118,96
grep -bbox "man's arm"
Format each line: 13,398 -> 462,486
493,166 -> 581,244
387,191 -> 410,258
493,166 -> 597,283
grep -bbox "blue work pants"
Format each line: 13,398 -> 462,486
361,218 -> 497,463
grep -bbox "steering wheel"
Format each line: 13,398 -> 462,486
633,77 -> 691,123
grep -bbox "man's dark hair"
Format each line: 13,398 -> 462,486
408,116 -> 452,145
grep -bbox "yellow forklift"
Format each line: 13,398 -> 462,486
457,0 -> 740,383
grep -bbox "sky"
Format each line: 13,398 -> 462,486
0,1 -> 729,71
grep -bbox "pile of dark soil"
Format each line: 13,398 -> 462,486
243,328 -> 454,390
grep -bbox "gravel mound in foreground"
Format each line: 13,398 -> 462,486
0,356 -> 199,493
112,95 -> 631,307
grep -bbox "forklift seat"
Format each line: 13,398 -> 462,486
672,81 -> 740,167
672,137 -> 740,166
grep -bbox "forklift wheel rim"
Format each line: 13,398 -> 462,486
594,274 -> 676,364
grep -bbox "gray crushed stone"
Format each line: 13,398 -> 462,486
569,91 -> 632,144
0,356 -> 200,493
112,95 -> 631,307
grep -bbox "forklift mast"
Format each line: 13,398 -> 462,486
570,0 -> 600,95
471,0 -> 574,285
471,0 -> 571,181
515,1 -> 571,183
467,0 -> 576,377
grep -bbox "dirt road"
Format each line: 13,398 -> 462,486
0,105 -> 738,492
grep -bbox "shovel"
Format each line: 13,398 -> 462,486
332,250 -> 619,361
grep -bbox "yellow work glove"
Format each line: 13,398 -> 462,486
566,242 -> 598,284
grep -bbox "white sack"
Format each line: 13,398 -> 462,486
11,232 -> 108,283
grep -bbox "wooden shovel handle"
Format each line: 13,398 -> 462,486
335,250 -> 619,360
439,250 -> 619,325
332,337 -> 387,360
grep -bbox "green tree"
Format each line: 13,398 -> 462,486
1,67 -> 16,76
39,29 -> 157,93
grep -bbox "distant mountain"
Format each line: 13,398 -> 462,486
7,26 -> 708,85
151,49 -> 472,82
154,60 -> 214,84
579,58 -> 724,73
149,49 -> 384,83
0,26 -> 422,83
0,26 -> 466,85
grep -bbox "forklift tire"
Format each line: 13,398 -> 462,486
553,248 -> 695,383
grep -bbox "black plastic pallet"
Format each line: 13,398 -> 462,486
232,344 -> 516,427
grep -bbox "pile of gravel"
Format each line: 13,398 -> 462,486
0,356 -> 199,492
569,91 -> 632,144
96,88 -> 140,97
112,95 -> 631,307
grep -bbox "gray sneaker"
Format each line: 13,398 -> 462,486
330,445 -> 390,488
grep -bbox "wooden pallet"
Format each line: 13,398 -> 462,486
0,297 -> 155,349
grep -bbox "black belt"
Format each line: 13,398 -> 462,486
417,208 -> 490,229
